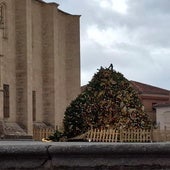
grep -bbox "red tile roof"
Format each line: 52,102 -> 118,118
81,80 -> 170,96
130,81 -> 170,95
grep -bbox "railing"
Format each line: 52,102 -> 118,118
33,126 -> 170,142
86,128 -> 152,142
86,128 -> 119,142
120,129 -> 151,142
33,128 -> 54,141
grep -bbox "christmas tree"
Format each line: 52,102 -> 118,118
63,65 -> 152,138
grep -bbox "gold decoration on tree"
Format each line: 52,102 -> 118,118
63,64 -> 152,138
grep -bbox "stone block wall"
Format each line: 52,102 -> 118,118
0,0 -> 81,135
0,142 -> 170,170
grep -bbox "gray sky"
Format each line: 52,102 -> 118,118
44,0 -> 170,90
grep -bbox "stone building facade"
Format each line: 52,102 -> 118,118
0,0 -> 80,136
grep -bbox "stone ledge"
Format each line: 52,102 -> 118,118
0,142 -> 49,169
0,142 -> 170,169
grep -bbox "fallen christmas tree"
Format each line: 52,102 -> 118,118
62,65 -> 152,139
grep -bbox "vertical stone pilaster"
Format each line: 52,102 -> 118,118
0,90 -> 3,119
0,29 -> 3,119
65,16 -> 81,104
0,29 -> 3,88
53,11 -> 61,129
15,0 -> 32,135
0,55 -> 3,119
54,11 -> 67,129
42,4 -> 55,126
26,0 -> 33,135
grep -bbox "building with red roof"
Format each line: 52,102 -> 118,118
130,81 -> 170,122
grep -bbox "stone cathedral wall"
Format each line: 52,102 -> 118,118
0,0 -> 80,135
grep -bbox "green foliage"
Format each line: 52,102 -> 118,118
63,64 -> 152,138
48,130 -> 64,142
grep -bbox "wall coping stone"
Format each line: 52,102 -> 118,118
0,142 -> 170,169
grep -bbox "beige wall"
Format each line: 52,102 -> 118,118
0,0 -> 80,134
0,0 -> 16,122
156,107 -> 170,130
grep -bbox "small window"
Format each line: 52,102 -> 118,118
0,4 -> 5,27
3,84 -> 9,118
0,3 -> 7,37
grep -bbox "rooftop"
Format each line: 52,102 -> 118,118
130,81 -> 170,95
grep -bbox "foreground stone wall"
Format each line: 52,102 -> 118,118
0,142 -> 170,170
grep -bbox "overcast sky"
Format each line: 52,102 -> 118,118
44,0 -> 170,90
